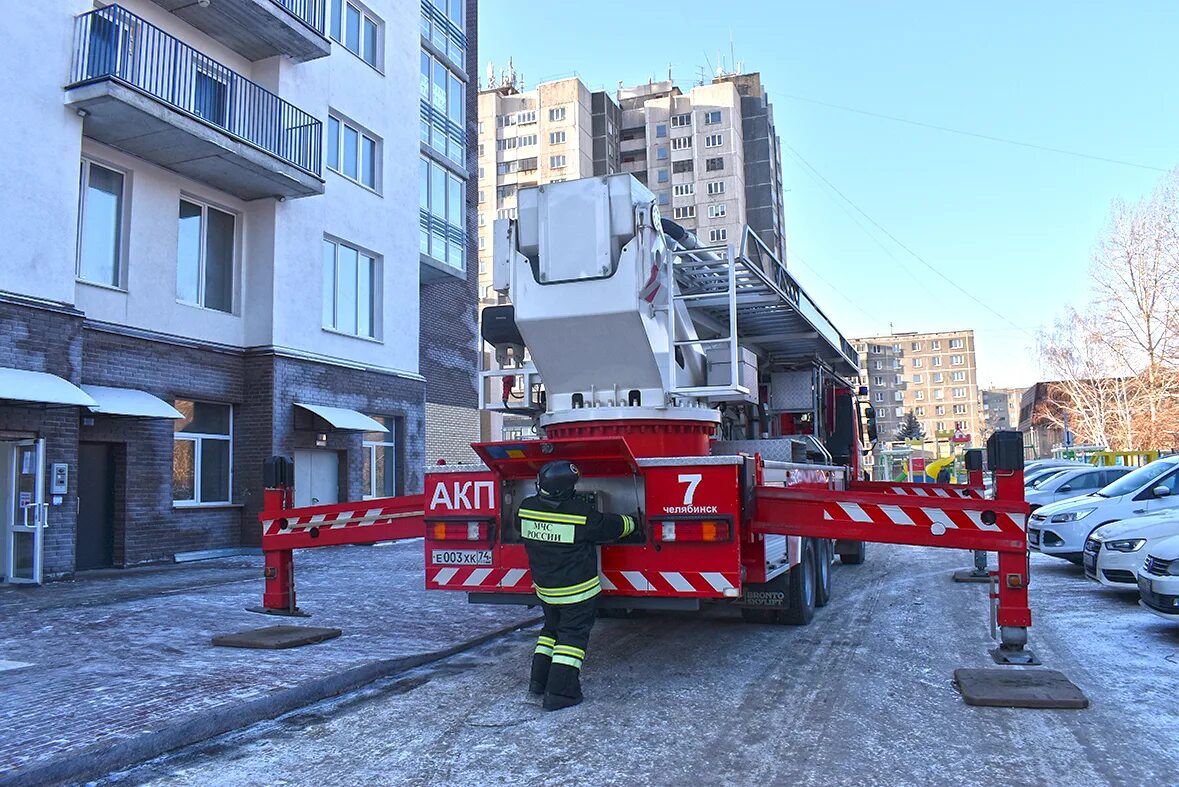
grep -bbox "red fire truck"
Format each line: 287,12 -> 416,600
258,175 -> 1032,660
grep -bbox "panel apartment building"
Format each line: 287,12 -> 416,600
0,0 -> 476,583
857,330 -> 983,445
855,341 -> 906,441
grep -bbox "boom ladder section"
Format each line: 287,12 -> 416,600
666,226 -> 860,402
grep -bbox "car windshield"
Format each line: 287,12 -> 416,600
1026,469 -> 1068,489
1096,461 -> 1174,498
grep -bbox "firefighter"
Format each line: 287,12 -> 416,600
519,460 -> 639,711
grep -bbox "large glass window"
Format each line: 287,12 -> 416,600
77,160 -> 124,287
323,237 -> 379,338
420,0 -> 465,66
173,400 -> 232,505
420,50 -> 464,165
363,417 -> 398,498
331,0 -> 381,67
327,114 -> 379,190
177,199 -> 234,313
419,156 -> 465,270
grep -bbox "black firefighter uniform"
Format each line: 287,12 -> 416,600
518,495 -> 637,707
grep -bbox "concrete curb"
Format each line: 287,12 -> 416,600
1,616 -> 543,787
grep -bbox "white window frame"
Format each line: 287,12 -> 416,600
548,130 -> 566,145
708,228 -> 727,243
950,338 -> 964,349
176,196 -> 237,314
931,340 -> 942,350
173,400 -> 233,507
704,110 -> 721,124
915,406 -> 925,416
707,203 -> 727,218
548,106 -> 567,122
914,391 -> 925,401
912,358 -> 923,368
935,406 -> 945,416
328,113 -> 380,191
549,154 -> 567,168
932,356 -> 943,367
934,389 -> 945,400
673,205 -> 696,219
950,354 -> 965,365
706,180 -> 725,195
705,133 -> 723,148
951,371 -> 966,382
673,183 -> 695,197
670,113 -> 691,127
331,0 -> 382,69
77,158 -> 127,289
671,136 -> 693,151
363,422 -> 397,499
952,387 -> 967,398
322,236 -> 381,340
953,404 -> 967,415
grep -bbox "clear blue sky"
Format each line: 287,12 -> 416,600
479,1 -> 1178,388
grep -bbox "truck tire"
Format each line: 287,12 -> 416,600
779,538 -> 816,625
839,540 -> 866,565
815,539 -> 832,608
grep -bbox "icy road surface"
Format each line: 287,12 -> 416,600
104,546 -> 1179,786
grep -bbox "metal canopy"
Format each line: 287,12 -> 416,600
82,385 -> 183,419
0,367 -> 97,408
673,229 -> 859,378
294,403 -> 387,433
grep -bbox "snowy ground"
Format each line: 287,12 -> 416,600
99,546 -> 1179,787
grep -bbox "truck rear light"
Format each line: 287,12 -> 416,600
429,521 -> 489,541
657,520 -> 730,543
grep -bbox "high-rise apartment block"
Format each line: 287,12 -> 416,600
856,342 -> 907,440
982,387 -> 1025,435
0,0 -> 476,582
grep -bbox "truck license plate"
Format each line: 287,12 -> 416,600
431,549 -> 492,566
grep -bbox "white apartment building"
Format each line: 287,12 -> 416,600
0,0 -> 475,582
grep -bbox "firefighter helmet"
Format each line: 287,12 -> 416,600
537,460 -> 580,500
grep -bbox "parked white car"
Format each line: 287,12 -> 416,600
1025,466 -> 1133,511
1083,512 -> 1179,586
1028,455 -> 1179,562
1137,533 -> 1179,619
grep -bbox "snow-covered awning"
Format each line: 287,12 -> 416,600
0,367 -> 97,407
81,385 -> 183,419
294,403 -> 387,432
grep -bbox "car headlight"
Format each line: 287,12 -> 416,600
1169,562 -> 1179,577
1050,508 -> 1094,523
1105,539 -> 1146,553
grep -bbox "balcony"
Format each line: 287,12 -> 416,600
66,5 -> 323,201
149,0 -> 330,62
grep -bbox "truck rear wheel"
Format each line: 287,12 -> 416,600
815,539 -> 832,608
779,538 -> 816,625
838,540 -> 866,565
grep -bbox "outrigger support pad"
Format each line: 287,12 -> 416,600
991,625 -> 1040,666
953,549 -> 992,583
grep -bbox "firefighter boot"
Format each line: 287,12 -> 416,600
529,653 -> 551,696
542,663 -> 583,711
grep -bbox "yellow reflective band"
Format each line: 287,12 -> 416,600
535,576 -> 600,597
534,643 -> 554,656
537,635 -> 557,647
553,645 -> 585,659
536,584 -> 602,605
551,654 -> 582,669
519,508 -> 588,525
620,515 -> 635,537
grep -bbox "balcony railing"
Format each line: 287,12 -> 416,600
70,5 -> 321,176
273,0 -> 325,35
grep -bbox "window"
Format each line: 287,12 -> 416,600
673,206 -> 696,219
705,134 -> 723,148
951,371 -> 966,382
328,114 -> 379,189
674,183 -> 695,197
657,169 -> 669,184
549,154 -> 567,168
950,354 -> 964,365
705,157 -> 725,172
935,422 -> 946,431
895,374 -> 903,384
915,407 -> 925,416
935,406 -> 945,415
363,417 -> 397,498
670,113 -> 691,127
495,137 -> 517,151
331,1 -> 381,67
934,389 -> 945,400
419,50 -> 464,164
517,110 -> 537,125
895,407 -> 904,417
419,156 -> 466,269
77,160 -> 124,287
873,376 -> 884,386
177,198 -> 235,313
173,400 -> 231,505
932,356 -> 943,366
914,391 -> 925,401
708,228 -> 727,243
932,372 -> 943,382
518,134 -> 537,147
671,136 -> 693,151
497,208 -> 517,220
672,160 -> 694,173
953,404 -> 967,414
912,374 -> 923,384
912,358 -> 923,368
952,387 -> 967,398
548,106 -> 566,122
322,238 -> 379,338
658,192 -> 669,205
655,124 -> 667,138
954,421 -> 969,431
950,338 -> 964,349
931,340 -> 941,350
707,180 -> 725,195
549,131 -> 566,145
707,203 -> 727,218
704,110 -> 721,124
911,342 -> 921,351
874,392 -> 883,403
873,360 -> 883,370
496,184 -> 516,200
478,190 -> 485,203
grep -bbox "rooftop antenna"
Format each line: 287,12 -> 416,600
486,60 -> 495,89
703,50 -> 715,82
729,29 -> 735,76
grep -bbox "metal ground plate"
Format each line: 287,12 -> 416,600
212,625 -> 342,650
954,668 -> 1089,709
951,569 -> 992,583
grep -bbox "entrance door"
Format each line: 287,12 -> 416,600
77,443 -> 116,571
5,439 -> 45,584
293,450 -> 339,508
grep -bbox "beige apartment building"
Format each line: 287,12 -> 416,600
859,330 -> 983,445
